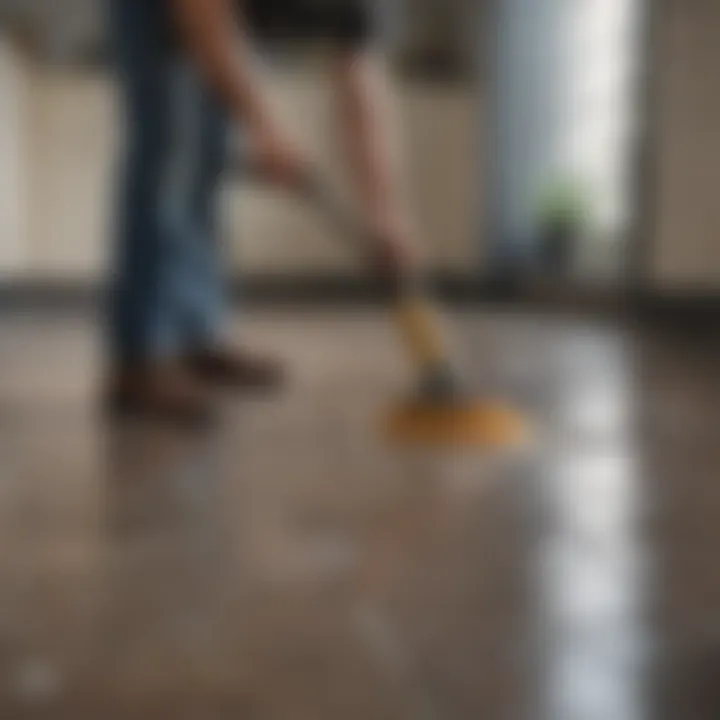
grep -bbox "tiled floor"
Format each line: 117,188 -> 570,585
0,308 -> 719,719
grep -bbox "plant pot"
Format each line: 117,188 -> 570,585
539,224 -> 577,274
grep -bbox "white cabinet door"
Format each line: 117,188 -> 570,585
0,36 -> 25,278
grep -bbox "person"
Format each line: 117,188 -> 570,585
106,0 -> 418,424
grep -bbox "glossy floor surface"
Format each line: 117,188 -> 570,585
1,308 -> 719,719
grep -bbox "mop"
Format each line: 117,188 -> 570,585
253,167 -> 529,448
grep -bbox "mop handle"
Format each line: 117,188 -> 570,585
244,161 -> 406,276
296,174 -> 451,371
245,163 -> 451,371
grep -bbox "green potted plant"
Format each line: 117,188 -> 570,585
536,179 -> 593,274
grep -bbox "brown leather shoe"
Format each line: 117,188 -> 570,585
105,361 -> 215,427
186,346 -> 286,392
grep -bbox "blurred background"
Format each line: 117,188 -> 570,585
2,2 -> 720,720
0,0 -> 680,292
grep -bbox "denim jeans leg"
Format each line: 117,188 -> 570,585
106,0 -> 183,364
164,65 -> 230,349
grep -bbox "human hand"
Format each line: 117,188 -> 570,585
368,211 -> 423,279
248,122 -> 311,189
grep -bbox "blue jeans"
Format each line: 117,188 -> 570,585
107,0 -> 229,364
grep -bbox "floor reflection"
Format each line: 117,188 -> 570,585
102,421 -> 227,542
83,423 -> 242,709
5,310 -> 720,718
537,331 -> 648,720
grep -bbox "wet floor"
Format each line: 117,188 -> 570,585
0,308 -> 718,719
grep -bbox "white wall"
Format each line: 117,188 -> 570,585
650,1 -> 720,291
229,65 -> 480,276
24,65 -> 114,279
17,62 -> 479,281
560,0 -> 642,244
0,36 -> 25,278
490,0 -> 641,273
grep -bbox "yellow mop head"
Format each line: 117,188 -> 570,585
281,172 -> 529,449
383,296 -> 529,449
384,398 -> 529,448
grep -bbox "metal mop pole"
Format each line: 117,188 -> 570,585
297,173 -> 462,401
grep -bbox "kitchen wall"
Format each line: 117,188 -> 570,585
0,36 -> 24,278
13,57 -> 480,282
649,0 -> 720,291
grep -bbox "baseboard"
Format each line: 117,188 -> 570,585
0,280 -> 96,311
635,290 -> 720,330
0,273 -> 627,313
6,275 -> 718,324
